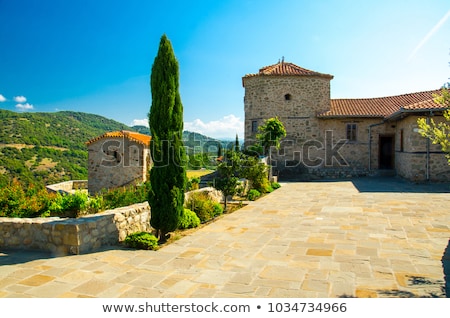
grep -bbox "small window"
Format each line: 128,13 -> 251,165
346,123 -> 357,142
251,120 -> 258,133
284,94 -> 292,101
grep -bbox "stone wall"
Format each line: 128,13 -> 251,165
395,116 -> 449,181
0,202 -> 151,255
243,75 -> 331,142
88,136 -> 150,194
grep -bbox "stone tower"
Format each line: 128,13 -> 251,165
242,60 -> 333,177
243,60 -> 333,141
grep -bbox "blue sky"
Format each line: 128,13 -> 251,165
0,0 -> 449,139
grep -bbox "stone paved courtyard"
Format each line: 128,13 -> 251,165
0,178 -> 449,298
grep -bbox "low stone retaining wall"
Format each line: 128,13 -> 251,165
0,202 -> 151,255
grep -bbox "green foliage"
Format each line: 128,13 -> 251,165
0,181 -> 56,217
212,151 -> 273,203
271,182 -> 281,190
256,116 -> 287,155
100,182 -> 150,210
417,87 -> 450,164
240,155 -> 271,193
124,232 -> 159,250
47,191 -> 89,217
247,189 -> 261,201
86,196 -> 105,214
0,181 -> 149,218
179,208 -> 201,229
186,177 -> 200,191
214,151 -> 241,210
148,34 -> 187,240
186,191 -> 223,223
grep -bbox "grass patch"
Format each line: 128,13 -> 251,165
187,169 -> 214,179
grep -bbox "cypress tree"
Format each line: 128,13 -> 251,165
148,34 -> 187,243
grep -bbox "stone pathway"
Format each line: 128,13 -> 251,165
1,178 -> 449,298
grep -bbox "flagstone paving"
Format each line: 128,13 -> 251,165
1,178 -> 449,298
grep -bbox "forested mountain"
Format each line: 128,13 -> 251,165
0,110 -> 131,187
0,109 -> 223,188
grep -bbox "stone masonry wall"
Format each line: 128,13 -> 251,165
0,202 -> 151,255
244,75 -> 333,179
244,75 -> 331,142
88,136 -> 150,194
395,116 -> 449,181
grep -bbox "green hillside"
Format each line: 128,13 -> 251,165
0,109 -> 224,188
0,109 -> 132,187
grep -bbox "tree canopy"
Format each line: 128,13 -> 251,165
256,116 -> 287,155
417,86 -> 450,164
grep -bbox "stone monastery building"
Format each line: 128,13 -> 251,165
86,130 -> 151,194
243,60 -> 449,182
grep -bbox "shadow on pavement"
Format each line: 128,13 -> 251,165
0,248 -> 54,266
350,177 -> 450,193
0,246 -> 130,266
443,239 -> 450,298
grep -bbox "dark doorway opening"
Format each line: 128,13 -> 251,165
379,135 -> 394,169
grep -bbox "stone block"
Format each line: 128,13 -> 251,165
63,233 -> 79,246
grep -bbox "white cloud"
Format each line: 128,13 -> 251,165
15,103 -> 34,111
130,118 -> 149,127
131,114 -> 245,139
408,10 -> 450,62
184,114 -> 244,139
0,94 -> 6,102
14,95 -> 27,103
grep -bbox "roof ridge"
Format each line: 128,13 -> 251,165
243,61 -> 333,79
86,130 -> 151,146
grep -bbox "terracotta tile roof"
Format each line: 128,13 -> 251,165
318,89 -> 444,118
243,61 -> 333,79
86,130 -> 151,146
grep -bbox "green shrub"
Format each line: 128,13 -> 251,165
212,202 -> 223,217
0,180 -> 151,218
186,191 -> 223,223
46,191 -> 89,217
101,182 -> 150,209
186,177 -> 200,191
124,232 -> 159,250
63,191 -> 88,212
179,208 -> 201,229
0,181 -> 57,218
271,182 -> 281,190
86,196 -> 105,215
247,189 -> 261,201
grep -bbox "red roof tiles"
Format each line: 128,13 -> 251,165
319,89 -> 445,119
86,130 -> 151,146
243,61 -> 333,79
